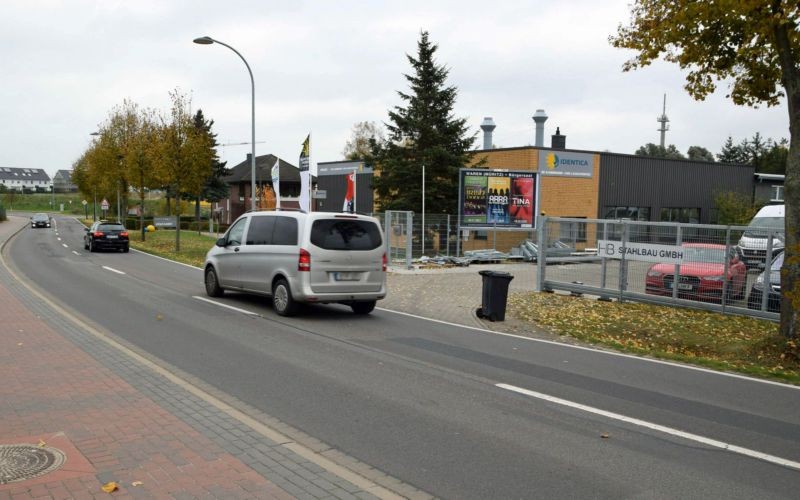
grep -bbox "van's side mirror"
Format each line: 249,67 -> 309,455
216,237 -> 227,247
84,227 -> 89,232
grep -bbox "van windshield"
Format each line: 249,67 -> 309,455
311,219 -> 382,250
744,216 -> 784,237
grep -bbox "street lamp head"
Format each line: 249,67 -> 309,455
193,36 -> 214,45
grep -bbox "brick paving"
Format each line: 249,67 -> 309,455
0,216 -> 389,500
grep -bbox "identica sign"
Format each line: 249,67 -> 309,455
459,169 -> 537,229
538,150 -> 595,178
598,240 -> 685,264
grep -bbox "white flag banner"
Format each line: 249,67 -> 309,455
271,159 -> 281,209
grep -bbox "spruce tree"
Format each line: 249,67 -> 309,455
372,31 -> 478,215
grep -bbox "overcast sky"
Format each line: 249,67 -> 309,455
1,0 -> 789,179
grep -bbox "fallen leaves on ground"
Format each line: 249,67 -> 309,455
506,292 -> 800,383
102,482 -> 118,493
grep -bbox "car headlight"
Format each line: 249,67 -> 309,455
647,269 -> 663,278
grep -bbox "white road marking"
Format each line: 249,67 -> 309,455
192,296 -> 260,316
496,383 -> 800,471
102,266 -> 126,275
61,243 -> 68,248
57,237 -> 61,241
377,307 -> 800,390
72,251 -> 79,256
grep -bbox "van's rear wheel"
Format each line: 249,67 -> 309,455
272,279 -> 299,316
351,300 -> 376,315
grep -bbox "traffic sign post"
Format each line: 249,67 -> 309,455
82,200 -> 88,220
101,199 -> 109,220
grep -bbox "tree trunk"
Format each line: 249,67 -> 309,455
139,170 -> 145,242
175,183 -> 181,253
166,195 -> 171,216
775,17 -> 799,338
195,197 -> 201,235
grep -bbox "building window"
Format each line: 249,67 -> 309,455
560,218 -> 587,242
603,206 -> 650,221
660,207 -> 700,224
474,230 -> 488,241
772,185 -> 784,202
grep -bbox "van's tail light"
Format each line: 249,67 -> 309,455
120,231 -> 129,237
382,253 -> 387,272
93,231 -> 104,237
298,248 -> 311,272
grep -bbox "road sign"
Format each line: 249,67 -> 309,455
101,199 -> 109,210
312,190 -> 327,199
82,200 -> 88,206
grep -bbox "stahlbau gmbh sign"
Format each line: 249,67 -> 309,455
597,240 -> 685,264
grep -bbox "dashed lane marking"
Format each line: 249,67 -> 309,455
102,266 -> 126,275
192,296 -> 260,316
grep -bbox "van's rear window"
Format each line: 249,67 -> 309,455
310,219 -> 382,250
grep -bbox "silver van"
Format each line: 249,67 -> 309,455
203,210 -> 387,316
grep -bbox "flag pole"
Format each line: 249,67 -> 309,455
353,168 -> 357,214
309,131 -> 313,212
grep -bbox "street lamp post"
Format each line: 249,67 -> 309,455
193,36 -> 257,212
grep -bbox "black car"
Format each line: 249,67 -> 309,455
84,221 -> 129,252
747,250 -> 782,312
30,213 -> 51,228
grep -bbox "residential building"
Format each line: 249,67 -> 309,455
0,167 -> 51,192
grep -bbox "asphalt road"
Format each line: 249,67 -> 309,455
7,215 -> 800,499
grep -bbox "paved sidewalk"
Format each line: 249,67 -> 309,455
0,216 -> 394,500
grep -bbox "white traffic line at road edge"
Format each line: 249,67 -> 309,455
192,296 -> 260,316
102,266 -> 126,275
57,237 -> 61,241
496,383 -> 800,472
61,243 -> 68,248
72,251 -> 79,256
378,307 -> 800,390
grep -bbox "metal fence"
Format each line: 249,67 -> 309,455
536,217 -> 783,321
378,212 -> 460,264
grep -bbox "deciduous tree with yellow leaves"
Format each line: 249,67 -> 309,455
611,0 -> 799,337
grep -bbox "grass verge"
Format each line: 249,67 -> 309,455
507,292 -> 800,384
128,229 -> 215,268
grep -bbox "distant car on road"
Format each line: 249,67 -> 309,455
747,250 -> 782,313
645,243 -> 747,303
84,221 -> 129,253
30,213 -> 51,228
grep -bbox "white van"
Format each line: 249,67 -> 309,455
737,204 -> 784,269
204,210 -> 387,316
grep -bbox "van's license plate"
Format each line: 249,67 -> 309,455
333,272 -> 358,281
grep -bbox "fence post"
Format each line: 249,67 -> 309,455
761,230 -> 774,312
406,211 -> 413,270
446,214 -> 451,257
672,225 -> 682,301
384,211 -> 390,267
618,222 -> 628,302
536,216 -> 547,292
722,228 -> 731,314
599,221 -> 610,300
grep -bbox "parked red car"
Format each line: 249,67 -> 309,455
645,243 -> 747,303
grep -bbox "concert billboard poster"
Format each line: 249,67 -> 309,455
458,169 -> 537,229
509,176 -> 534,225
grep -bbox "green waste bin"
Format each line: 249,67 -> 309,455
476,270 -> 514,321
